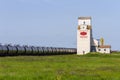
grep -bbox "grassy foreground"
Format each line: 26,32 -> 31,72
0,53 -> 120,80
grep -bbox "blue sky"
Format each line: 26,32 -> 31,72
0,0 -> 120,50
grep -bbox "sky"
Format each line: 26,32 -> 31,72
0,0 -> 120,50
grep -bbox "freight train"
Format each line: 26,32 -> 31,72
0,44 -> 77,56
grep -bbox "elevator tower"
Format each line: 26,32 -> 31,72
77,17 -> 92,55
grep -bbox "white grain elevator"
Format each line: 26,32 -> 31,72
77,17 -> 92,55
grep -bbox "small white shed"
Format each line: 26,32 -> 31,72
97,45 -> 111,54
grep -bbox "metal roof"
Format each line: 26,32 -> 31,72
78,17 -> 91,19
98,45 -> 111,48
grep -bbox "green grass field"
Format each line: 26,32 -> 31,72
0,53 -> 120,80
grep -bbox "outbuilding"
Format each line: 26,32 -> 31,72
97,45 -> 111,53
